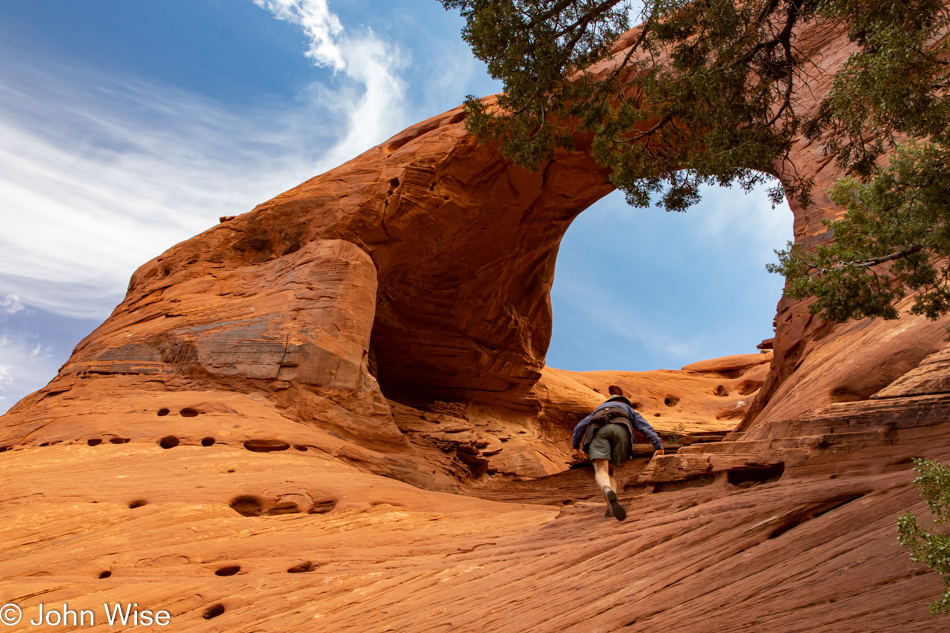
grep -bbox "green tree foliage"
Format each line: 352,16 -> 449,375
441,0 -> 950,323
898,459 -> 950,615
769,142 -> 950,324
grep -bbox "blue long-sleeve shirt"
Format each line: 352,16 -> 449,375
572,399 -> 664,452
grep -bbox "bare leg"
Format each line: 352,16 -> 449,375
608,464 -> 619,493
593,459 -> 613,490
593,459 -> 626,521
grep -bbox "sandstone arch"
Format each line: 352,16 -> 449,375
3,19 -> 950,454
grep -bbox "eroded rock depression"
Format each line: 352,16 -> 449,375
3,17 -> 950,633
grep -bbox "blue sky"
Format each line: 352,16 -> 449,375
0,0 -> 792,414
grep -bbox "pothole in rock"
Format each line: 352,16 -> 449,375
653,475 -> 715,493
829,386 -> 871,403
718,369 -> 745,379
243,439 -> 290,453
310,500 -> 337,514
202,604 -> 225,620
201,437 -> 216,447
287,561 -> 315,573
229,495 -> 337,517
214,565 -> 241,577
230,496 -> 262,517
180,408 -> 199,417
159,436 -> 180,449
727,463 -> 785,487
128,499 -> 148,509
736,380 -> 763,396
157,408 -> 170,417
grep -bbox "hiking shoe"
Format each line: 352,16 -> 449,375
603,505 -> 613,518
603,486 -> 626,521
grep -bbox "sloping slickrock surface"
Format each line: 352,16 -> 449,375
2,394 -> 949,631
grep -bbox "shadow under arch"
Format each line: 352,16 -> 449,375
365,120 -> 616,409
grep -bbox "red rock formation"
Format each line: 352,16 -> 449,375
7,19 -> 946,435
3,15 -> 950,632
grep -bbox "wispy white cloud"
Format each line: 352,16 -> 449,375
0,295 -> 24,315
30,342 -> 52,360
254,0 -> 408,171
254,0 -> 345,70
0,1 -> 412,320
0,72 -> 315,318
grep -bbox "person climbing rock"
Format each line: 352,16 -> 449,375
572,385 -> 665,521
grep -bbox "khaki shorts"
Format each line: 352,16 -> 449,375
586,422 -> 630,467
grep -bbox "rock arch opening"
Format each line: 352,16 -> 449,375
546,185 -> 792,375
367,134 -> 616,409
367,136 -> 792,416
